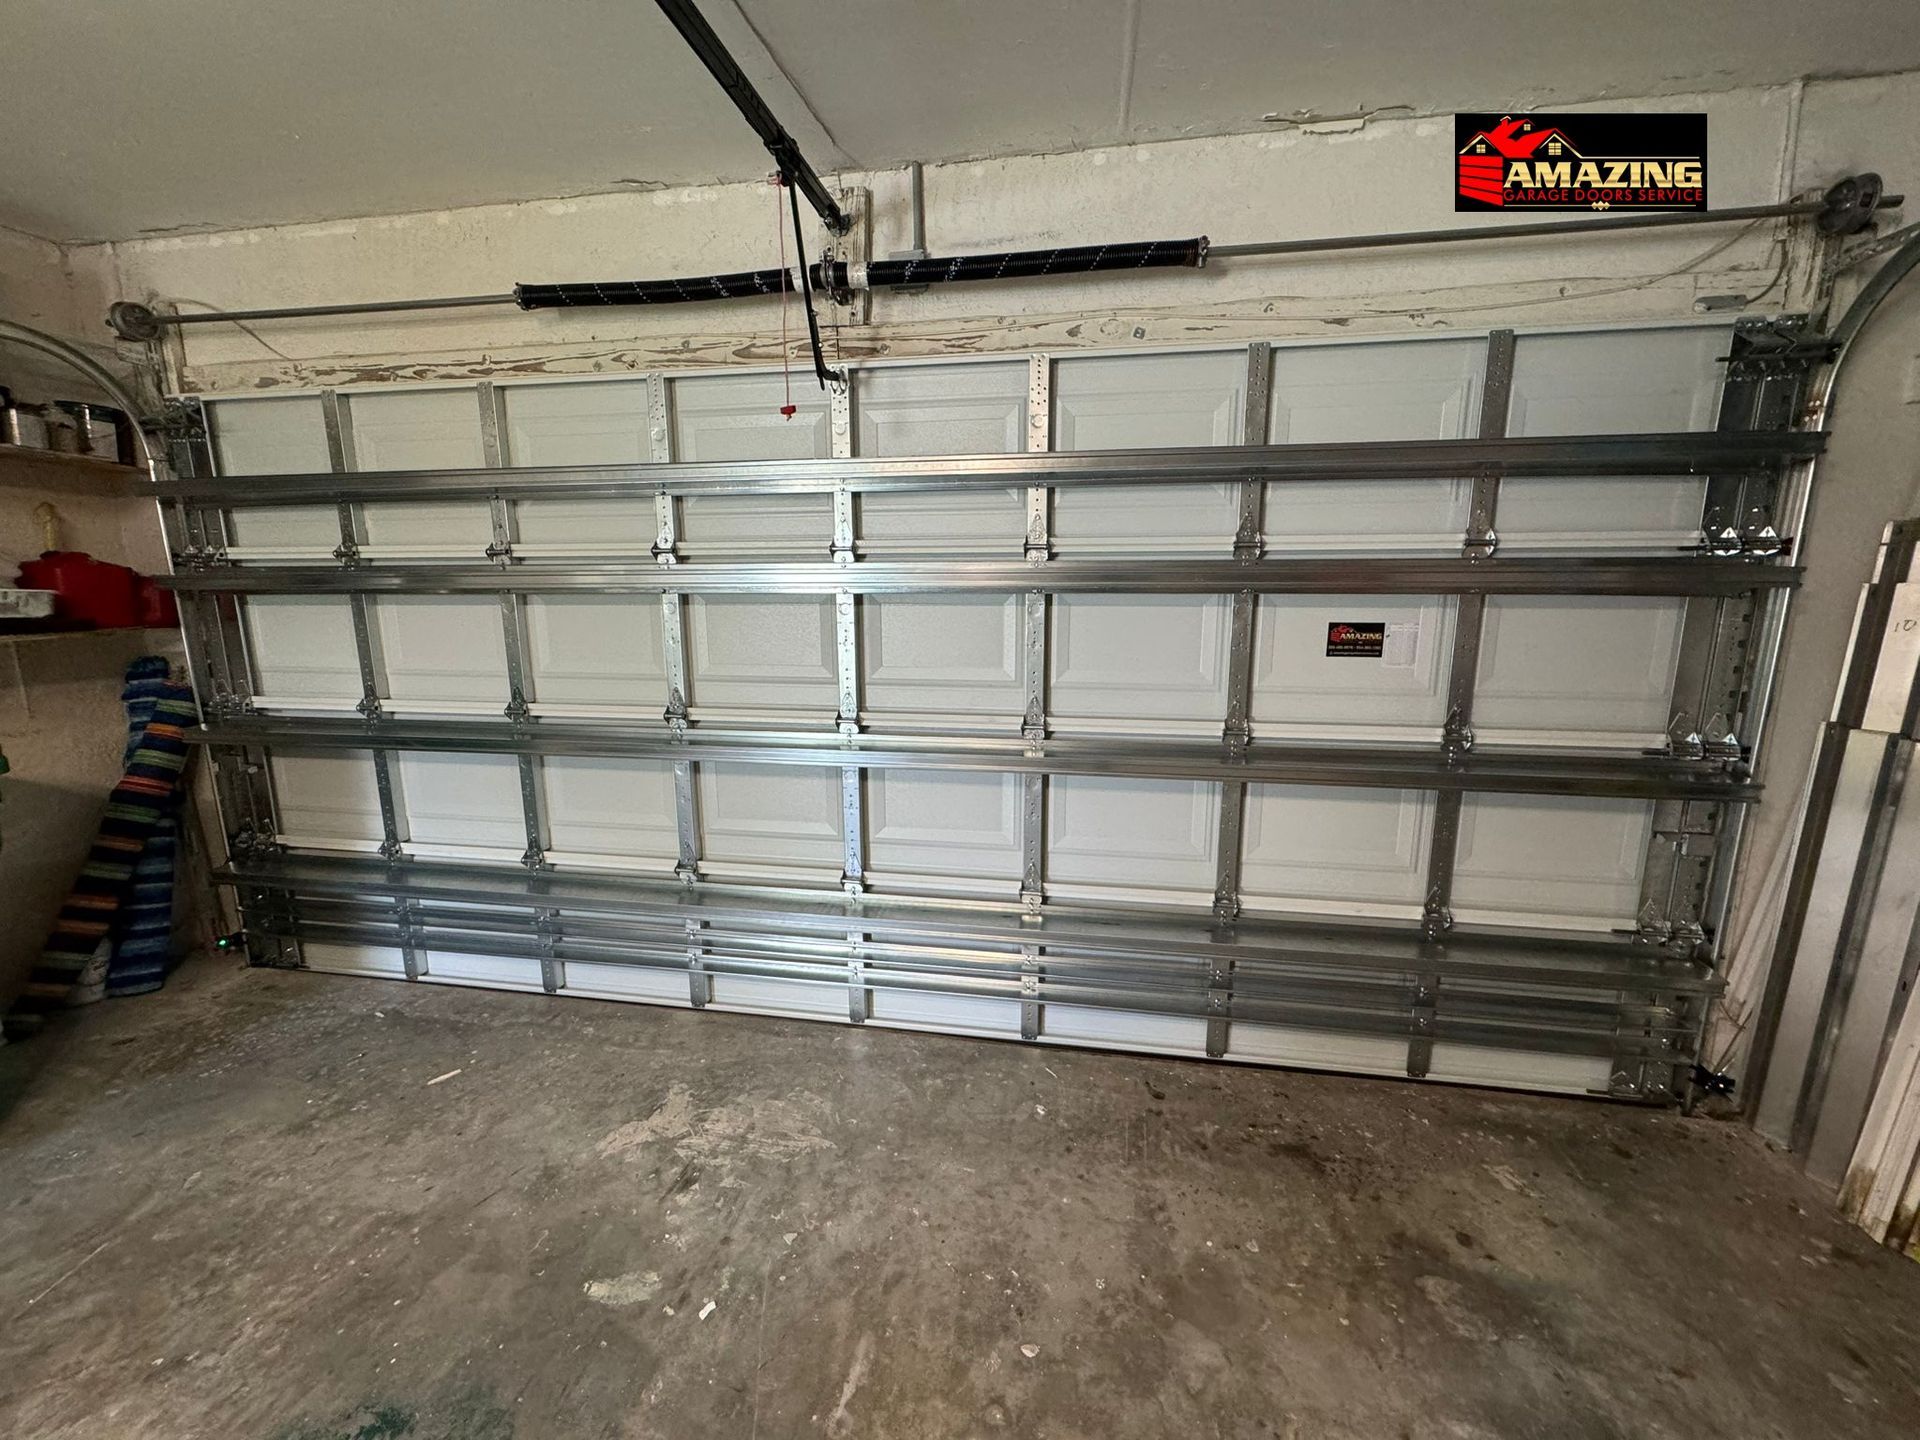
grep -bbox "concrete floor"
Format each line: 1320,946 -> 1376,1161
2,956 -> 1918,1440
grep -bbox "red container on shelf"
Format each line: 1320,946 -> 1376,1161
134,574 -> 178,627
15,551 -> 141,629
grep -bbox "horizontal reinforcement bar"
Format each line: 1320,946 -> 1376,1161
221,853 -> 1722,995
167,556 -> 1797,598
191,715 -> 1760,802
152,430 -> 1826,508
286,894 -> 1681,1025
261,907 -> 1689,1066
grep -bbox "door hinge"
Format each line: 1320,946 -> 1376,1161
1662,712 -> 1741,762
1698,506 -> 1786,558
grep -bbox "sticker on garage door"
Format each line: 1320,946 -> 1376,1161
1326,621 -> 1386,657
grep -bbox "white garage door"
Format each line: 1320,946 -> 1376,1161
165,320 -> 1812,1100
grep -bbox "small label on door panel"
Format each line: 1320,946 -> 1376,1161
1326,621 -> 1386,657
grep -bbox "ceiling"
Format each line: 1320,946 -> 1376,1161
4,0 -> 1920,242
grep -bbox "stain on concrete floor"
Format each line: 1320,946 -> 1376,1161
2,953 -> 1918,1439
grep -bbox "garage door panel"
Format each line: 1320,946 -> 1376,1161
709,974 -> 848,1019
1047,776 -> 1217,899
1264,339 -> 1481,552
1241,785 -> 1432,914
223,505 -> 341,553
396,752 -> 525,852
1428,1043 -> 1613,1095
1507,327 -> 1728,435
1497,475 -> 1706,553
686,595 -> 836,721
856,362 -> 1027,553
347,389 -> 492,553
524,596 -> 668,711
513,500 -> 657,550
1474,596 -> 1683,745
376,596 -> 508,708
697,762 -> 844,875
859,490 -> 1025,554
1230,1023 -> 1411,1077
1052,350 -> 1244,551
1050,594 -> 1229,732
1053,479 -> 1239,552
504,380 -> 657,547
1265,478 -> 1471,555
245,596 -> 361,703
1249,595 -> 1454,735
869,989 -> 1022,1036
1452,794 -> 1651,927
301,942 -> 409,979
855,363 -> 1024,454
1045,1005 -> 1209,1054
419,951 -> 543,991
504,379 -> 652,464
269,749 -> 384,846
671,373 -> 832,556
672,372 -> 830,460
862,594 -> 1022,722
680,493 -> 834,558
867,769 -> 1023,882
544,757 -> 680,863
210,397 -> 337,551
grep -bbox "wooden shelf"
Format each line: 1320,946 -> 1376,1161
0,444 -> 145,495
0,625 -> 180,647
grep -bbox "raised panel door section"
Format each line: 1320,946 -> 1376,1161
1051,349 -> 1244,553
866,769 -> 1023,888
268,748 -> 384,848
853,364 -> 1025,732
1452,794 -> 1652,929
1248,594 -> 1454,741
861,594 -> 1022,730
1473,596 -> 1684,747
1499,327 -> 1728,552
1047,775 -> 1218,906
697,762 -> 844,882
375,595 -> 508,710
672,372 -> 832,558
244,595 -> 361,708
1050,593 -> 1230,736
396,751 -> 525,854
1264,338 -> 1483,553
209,396 -> 337,553
686,595 -> 836,724
854,362 -> 1026,556
543,757 -> 680,867
345,388 -> 492,555
504,379 -> 656,550
1508,327 -> 1727,435
523,595 -> 668,713
1240,785 -> 1433,918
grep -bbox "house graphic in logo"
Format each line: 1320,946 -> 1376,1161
1457,117 -> 1575,206
1454,112 -> 1706,211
